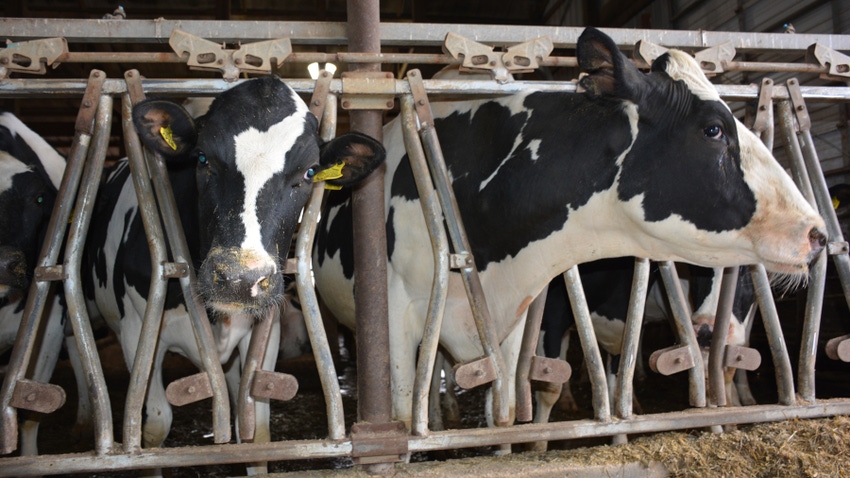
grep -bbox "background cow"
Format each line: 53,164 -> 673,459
314,26 -> 825,435
0,111 -> 80,455
82,76 -> 384,475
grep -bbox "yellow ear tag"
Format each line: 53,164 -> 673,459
159,125 -> 178,151
833,196 -> 840,210
313,162 -> 345,190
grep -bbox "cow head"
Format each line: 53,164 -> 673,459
577,27 -> 825,276
133,76 -> 384,317
0,112 -> 64,296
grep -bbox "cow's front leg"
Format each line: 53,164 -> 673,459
139,345 -> 172,478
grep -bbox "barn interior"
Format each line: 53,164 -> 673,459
2,1 -> 850,476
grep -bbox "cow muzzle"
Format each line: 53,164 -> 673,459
199,247 -> 284,313
0,246 -> 29,291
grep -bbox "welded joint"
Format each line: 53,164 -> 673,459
350,421 -> 408,465
0,37 -> 68,78
785,78 -> 812,132
807,43 -> 850,79
340,71 -> 396,110
169,29 -> 292,82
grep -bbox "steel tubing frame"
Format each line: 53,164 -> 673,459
515,285 -> 549,423
0,70 -> 115,455
613,258 -> 651,421
4,400 -> 850,477
400,94 -> 452,438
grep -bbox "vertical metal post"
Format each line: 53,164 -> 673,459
707,266 -> 738,407
614,257 -> 651,420
347,0 -> 394,472
749,264 -> 795,405
515,285 -> 549,423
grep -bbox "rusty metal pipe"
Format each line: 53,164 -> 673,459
563,267 -> 611,422
515,284 -> 549,423
749,264 -> 795,405
400,95 -> 451,437
614,258 -> 651,420
657,261 -> 706,408
237,308 -> 275,441
708,267 -> 739,408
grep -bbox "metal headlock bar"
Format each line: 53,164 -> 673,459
2,21 -> 850,475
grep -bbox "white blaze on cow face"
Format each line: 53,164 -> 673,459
0,153 -> 30,193
233,88 -> 311,267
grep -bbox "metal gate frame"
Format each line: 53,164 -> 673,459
0,18 -> 850,476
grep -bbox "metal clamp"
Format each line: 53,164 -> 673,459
442,33 -> 553,83
694,42 -> 736,76
752,78 -> 775,135
786,78 -> 812,132
634,39 -> 669,66
0,37 -> 68,79
169,29 -> 291,82
340,71 -> 396,110
807,43 -> 850,79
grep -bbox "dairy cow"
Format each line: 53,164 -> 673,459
534,260 -> 756,427
82,76 -> 384,471
0,112 -> 77,455
314,27 -> 826,430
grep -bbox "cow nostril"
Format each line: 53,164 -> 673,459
809,227 -> 827,252
258,277 -> 269,290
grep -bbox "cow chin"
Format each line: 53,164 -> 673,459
207,297 -> 281,322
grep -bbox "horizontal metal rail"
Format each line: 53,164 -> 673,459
3,399 -> 850,477
2,78 -> 850,102
2,19 -> 849,52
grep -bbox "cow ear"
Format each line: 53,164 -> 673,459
317,131 -> 386,188
577,27 -> 645,100
132,99 -> 198,158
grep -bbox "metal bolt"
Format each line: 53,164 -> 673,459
92,71 -> 101,78
417,99 -> 425,106
83,100 -> 92,108
322,71 -> 329,77
674,357 -> 682,364
736,355 -> 743,362
234,58 -> 242,65
797,105 -> 805,111
342,101 -> 350,108
759,105 -> 767,111
505,60 -> 512,67
543,367 -> 551,374
474,369 -> 484,377
386,101 -> 394,108
188,386 -> 196,394
0,58 -> 8,65
26,393 -> 37,402
266,382 -> 275,391
217,59 -> 224,65
312,100 -> 321,106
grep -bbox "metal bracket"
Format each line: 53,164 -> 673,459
694,42 -> 736,76
162,261 -> 190,279
169,29 -> 291,82
723,345 -> 761,371
807,43 -> 850,79
634,39 -> 669,66
33,265 -> 66,282
9,379 -> 66,414
165,372 -> 213,407
250,370 -> 299,402
786,78 -> 811,132
826,334 -> 850,362
449,252 -> 474,269
308,69 -> 334,120
529,356 -> 571,384
340,71 -> 396,110
442,33 -> 552,83
752,78 -> 775,135
0,37 -> 68,79
828,241 -> 850,255
649,345 -> 695,376
453,356 -> 497,389
349,421 -> 408,465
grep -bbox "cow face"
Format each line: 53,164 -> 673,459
577,28 -> 825,274
133,77 -> 384,317
0,113 -> 64,296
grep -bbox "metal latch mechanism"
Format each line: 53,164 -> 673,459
169,29 -> 292,82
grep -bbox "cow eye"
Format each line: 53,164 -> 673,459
36,194 -> 44,205
704,125 -> 723,140
197,151 -> 208,165
303,166 -> 318,182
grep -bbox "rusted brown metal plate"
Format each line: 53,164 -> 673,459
529,356 -> 571,384
9,379 -> 66,414
350,421 -> 408,465
826,334 -> 850,362
723,345 -> 761,371
165,372 -> 213,407
453,356 -> 497,389
250,370 -> 299,402
649,345 -> 695,376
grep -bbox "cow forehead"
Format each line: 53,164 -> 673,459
0,153 -> 31,193
658,50 -> 726,106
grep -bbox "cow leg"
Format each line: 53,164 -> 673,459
484,319 -> 523,455
19,296 -> 65,456
735,369 -> 756,406
139,345 -> 172,478
531,328 -> 562,451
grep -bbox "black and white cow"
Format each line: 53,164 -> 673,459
534,259 -> 756,428
314,27 -> 825,430
82,76 -> 384,470
0,111 -> 79,455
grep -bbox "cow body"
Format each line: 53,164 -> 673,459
82,77 -> 384,474
0,112 -> 77,455
314,27 -> 825,429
